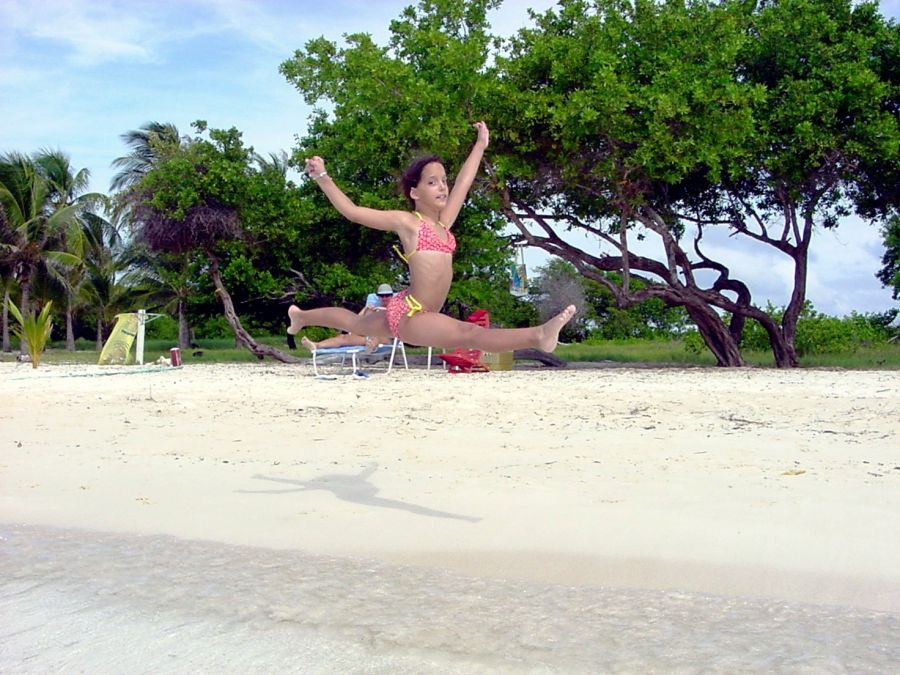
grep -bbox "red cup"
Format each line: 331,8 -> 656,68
170,347 -> 182,366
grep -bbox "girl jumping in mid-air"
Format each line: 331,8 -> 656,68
288,121 -> 575,352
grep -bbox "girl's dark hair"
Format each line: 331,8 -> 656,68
400,154 -> 443,207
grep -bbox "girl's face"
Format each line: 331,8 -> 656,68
410,162 -> 449,210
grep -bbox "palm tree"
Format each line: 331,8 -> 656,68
70,210 -> 135,350
79,249 -> 143,351
0,152 -> 82,351
35,149 -> 103,212
34,149 -> 109,350
121,245 -> 197,349
252,150 -> 291,177
109,122 -> 199,347
110,122 -> 184,193
0,207 -> 16,351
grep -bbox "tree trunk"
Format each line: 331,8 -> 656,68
770,333 -> 798,368
96,318 -> 104,351
756,316 -> 798,368
2,287 -> 10,352
716,281 -> 752,348
20,283 -> 30,318
177,297 -> 190,349
19,281 -> 31,355
66,292 -> 76,351
208,257 -> 304,364
778,292 -> 805,366
685,303 -> 744,367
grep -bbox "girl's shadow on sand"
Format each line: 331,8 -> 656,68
239,463 -> 481,523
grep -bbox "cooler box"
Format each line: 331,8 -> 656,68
481,350 -> 513,370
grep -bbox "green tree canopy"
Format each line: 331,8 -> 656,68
878,214 -> 900,300
124,122 -> 307,361
281,0 -> 899,366
280,0 -> 529,325
492,0 -> 899,366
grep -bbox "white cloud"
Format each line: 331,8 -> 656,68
807,219 -> 892,315
198,0 -> 318,53
2,0 -> 157,66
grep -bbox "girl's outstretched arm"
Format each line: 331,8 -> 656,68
306,156 -> 410,232
440,121 -> 489,229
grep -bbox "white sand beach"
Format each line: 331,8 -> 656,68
2,360 -> 899,670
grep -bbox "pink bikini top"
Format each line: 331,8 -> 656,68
395,212 -> 456,262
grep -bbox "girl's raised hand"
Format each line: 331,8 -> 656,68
305,156 -> 326,179
474,121 -> 489,149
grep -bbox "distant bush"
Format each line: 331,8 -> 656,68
685,303 -> 895,357
193,315 -> 233,339
681,330 -> 708,355
144,314 -> 178,341
794,312 -> 886,356
191,312 -> 336,343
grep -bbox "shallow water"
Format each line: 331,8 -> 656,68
1,523 -> 897,674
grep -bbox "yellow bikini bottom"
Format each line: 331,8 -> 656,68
404,293 -> 423,317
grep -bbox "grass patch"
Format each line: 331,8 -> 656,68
556,339 -> 900,369
557,339 -> 719,365
3,336 -> 899,369
793,344 -> 900,369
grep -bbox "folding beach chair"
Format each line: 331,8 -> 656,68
436,309 -> 491,374
438,349 -> 490,373
310,338 -> 408,378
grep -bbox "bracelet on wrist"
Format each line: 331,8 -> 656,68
313,170 -> 328,181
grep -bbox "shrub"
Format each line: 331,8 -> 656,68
193,315 -> 233,339
144,314 -> 178,341
9,300 -> 53,368
727,303 -> 893,357
795,312 -> 891,355
681,329 -> 709,355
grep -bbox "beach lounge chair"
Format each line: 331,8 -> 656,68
310,338 -> 408,377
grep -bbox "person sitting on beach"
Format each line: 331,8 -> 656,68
288,121 -> 576,352
299,284 -> 395,352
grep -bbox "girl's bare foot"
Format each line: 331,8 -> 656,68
537,305 -> 577,352
300,336 -> 316,352
287,305 -> 304,335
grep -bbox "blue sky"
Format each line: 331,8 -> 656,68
2,0 -> 898,317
